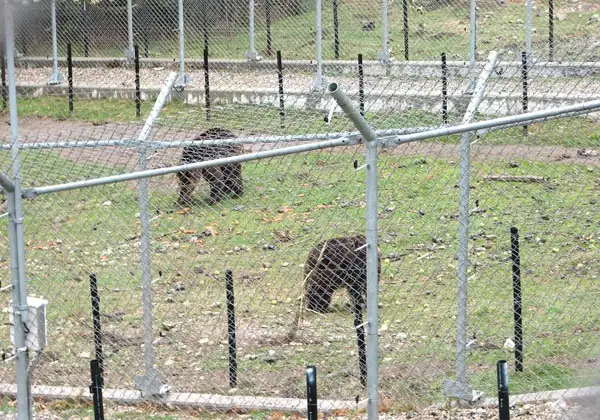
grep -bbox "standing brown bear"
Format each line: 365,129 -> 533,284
303,235 -> 381,313
176,128 -> 244,205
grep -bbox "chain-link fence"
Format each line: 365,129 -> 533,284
1,0 -> 600,418
10,0 -> 600,62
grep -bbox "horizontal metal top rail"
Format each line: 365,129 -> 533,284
382,98 -> 600,147
23,136 -> 359,198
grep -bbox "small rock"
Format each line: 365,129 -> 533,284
162,322 -> 176,331
590,14 -> 599,23
175,282 -> 185,292
396,332 -> 408,341
504,338 -> 515,350
102,201 -> 112,206
263,244 -> 275,251
362,21 -> 375,32
79,351 -> 91,359
577,148 -> 598,157
387,253 -> 404,262
263,354 -> 277,364
194,266 -> 204,274
508,161 -> 520,168
232,205 -> 245,212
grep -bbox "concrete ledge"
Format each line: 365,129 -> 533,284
14,57 -> 600,78
0,383 -> 362,413
15,84 -> 598,117
474,385 -> 600,408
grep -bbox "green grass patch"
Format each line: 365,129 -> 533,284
0,147 -> 598,408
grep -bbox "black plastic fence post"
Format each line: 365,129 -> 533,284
1,39 -> 7,111
521,51 -> 528,136
276,50 -> 285,127
353,300 -> 367,387
82,2 -> 90,57
89,273 -> 104,386
441,52 -> 448,124
510,227 -> 524,372
497,360 -> 510,420
90,360 -> 105,420
358,54 -> 365,116
265,0 -> 273,57
67,43 -> 74,114
332,0 -> 339,59
202,0 -> 209,51
225,270 -> 237,388
204,47 -> 211,121
134,44 -> 141,118
548,0 -> 554,61
306,365 -> 318,420
403,0 -> 409,60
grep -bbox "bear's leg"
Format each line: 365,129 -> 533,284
305,280 -> 335,313
224,163 -> 244,197
177,171 -> 199,205
202,167 -> 227,203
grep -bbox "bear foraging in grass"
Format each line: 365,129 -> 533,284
176,128 -> 244,205
303,235 -> 381,313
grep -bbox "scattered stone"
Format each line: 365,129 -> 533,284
232,205 -> 245,211
508,161 -> 520,168
504,337 -> 515,349
396,332 -> 408,341
362,21 -> 375,32
175,282 -> 185,292
102,201 -> 112,206
162,322 -> 176,331
79,351 -> 91,359
194,266 -> 204,274
577,148 -> 598,157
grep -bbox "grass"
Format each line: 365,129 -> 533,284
23,1 -> 600,62
5,97 -> 600,148
0,134 -> 599,411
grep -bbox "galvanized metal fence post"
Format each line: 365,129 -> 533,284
444,51 -> 498,402
245,0 -> 258,60
467,0 -> 477,92
3,4 -> 32,418
48,0 -> 63,85
378,0 -> 390,63
313,0 -> 325,90
526,0 -> 533,66
133,72 -> 178,397
82,1 -> 90,57
328,82 -> 379,419
126,0 -> 135,59
174,0 -> 189,89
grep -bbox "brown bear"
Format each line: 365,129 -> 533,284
303,235 -> 381,313
176,128 -> 244,205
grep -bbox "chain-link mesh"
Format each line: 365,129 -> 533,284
1,0 -> 600,417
